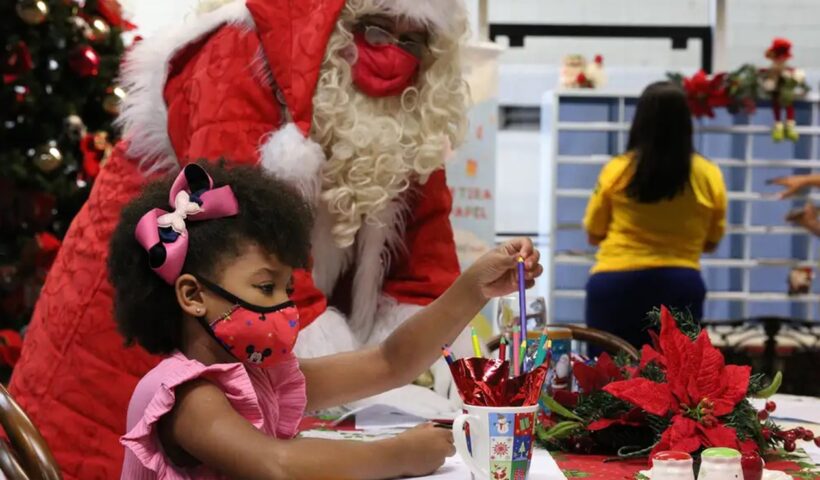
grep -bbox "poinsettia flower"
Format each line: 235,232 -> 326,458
603,306 -> 751,456
683,71 -> 730,118
573,353 -> 623,393
587,407 -> 645,432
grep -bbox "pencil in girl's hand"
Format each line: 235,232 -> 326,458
499,335 -> 508,362
471,327 -> 482,358
517,257 -> 527,339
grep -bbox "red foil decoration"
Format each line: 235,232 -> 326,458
449,358 -> 547,407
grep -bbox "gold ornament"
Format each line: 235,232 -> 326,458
16,0 -> 49,26
34,141 -> 63,173
87,16 -> 111,43
102,86 -> 127,115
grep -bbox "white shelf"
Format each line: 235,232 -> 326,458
547,91 -> 820,322
555,188 -> 820,202
556,223 -> 809,235
553,289 -> 820,303
557,155 -> 820,169
554,255 -> 816,269
557,122 -> 820,135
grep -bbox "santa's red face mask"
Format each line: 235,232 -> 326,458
352,33 -> 420,97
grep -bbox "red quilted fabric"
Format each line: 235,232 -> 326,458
10,16 -> 460,480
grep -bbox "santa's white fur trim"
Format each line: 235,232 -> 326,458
258,123 -> 325,204
294,308 -> 358,359
116,1 -> 252,173
348,200 -> 409,343
311,205 -> 354,297
372,0 -> 467,33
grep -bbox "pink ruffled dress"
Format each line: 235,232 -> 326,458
120,351 -> 306,479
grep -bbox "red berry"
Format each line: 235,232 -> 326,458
784,440 -> 796,452
762,429 -> 772,441
815,437 -> 820,447
804,431 -> 815,441
757,410 -> 769,421
784,431 -> 797,442
765,401 -> 777,412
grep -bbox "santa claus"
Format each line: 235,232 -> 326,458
9,0 -> 471,477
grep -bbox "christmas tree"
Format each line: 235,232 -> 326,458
0,0 -> 132,368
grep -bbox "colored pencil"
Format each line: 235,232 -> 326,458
517,257 -> 527,341
533,327 -> 549,367
518,339 -> 527,373
499,335 -> 508,362
471,327 -> 482,358
441,346 -> 455,366
512,325 -> 521,376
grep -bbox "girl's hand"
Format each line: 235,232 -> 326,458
466,237 -> 542,300
769,175 -> 809,199
392,424 -> 455,477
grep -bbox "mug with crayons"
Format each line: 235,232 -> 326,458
453,404 -> 539,480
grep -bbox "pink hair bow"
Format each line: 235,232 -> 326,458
135,164 -> 239,284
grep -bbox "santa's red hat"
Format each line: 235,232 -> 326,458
765,37 -> 792,60
118,0 -> 466,200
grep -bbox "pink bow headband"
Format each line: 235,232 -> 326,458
135,164 -> 239,284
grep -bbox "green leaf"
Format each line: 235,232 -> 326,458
754,371 -> 782,398
538,421 -> 582,440
542,394 -> 584,421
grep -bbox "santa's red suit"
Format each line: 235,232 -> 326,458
9,1 -> 469,478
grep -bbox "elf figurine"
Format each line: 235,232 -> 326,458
761,38 -> 808,142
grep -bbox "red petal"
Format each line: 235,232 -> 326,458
574,361 -> 609,392
698,423 -> 739,449
553,389 -> 579,408
596,352 -> 623,380
659,306 -> 697,405
688,331 -> 725,403
639,344 -> 665,370
663,416 -> 703,453
587,418 -> 621,431
604,378 -> 674,416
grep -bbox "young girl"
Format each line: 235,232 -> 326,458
109,161 -> 541,479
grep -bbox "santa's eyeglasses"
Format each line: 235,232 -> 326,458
357,24 -> 428,59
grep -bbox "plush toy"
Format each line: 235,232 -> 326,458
761,38 -> 808,142
559,54 -> 606,89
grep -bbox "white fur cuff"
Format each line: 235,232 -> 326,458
294,308 -> 358,359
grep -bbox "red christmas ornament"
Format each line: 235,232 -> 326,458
765,37 -> 792,61
68,45 -> 100,77
2,40 -> 34,84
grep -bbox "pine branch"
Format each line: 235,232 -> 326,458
645,306 -> 701,340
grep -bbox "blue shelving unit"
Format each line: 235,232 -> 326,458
543,89 -> 820,324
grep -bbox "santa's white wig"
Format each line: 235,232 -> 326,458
312,0 -> 469,248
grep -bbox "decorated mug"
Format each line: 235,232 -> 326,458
698,447 -> 743,480
453,404 -> 538,480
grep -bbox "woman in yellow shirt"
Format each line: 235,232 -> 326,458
583,81 -> 727,349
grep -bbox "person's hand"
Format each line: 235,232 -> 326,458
788,202 -> 820,235
466,237 -> 543,300
769,175 -> 810,199
392,424 -> 455,477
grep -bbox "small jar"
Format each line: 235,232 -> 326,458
698,447 -> 743,480
649,451 -> 695,480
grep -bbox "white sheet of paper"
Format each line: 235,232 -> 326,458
419,449 -> 567,480
750,394 -> 820,425
351,404 -> 428,429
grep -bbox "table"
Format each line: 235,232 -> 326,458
299,394 -> 820,480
